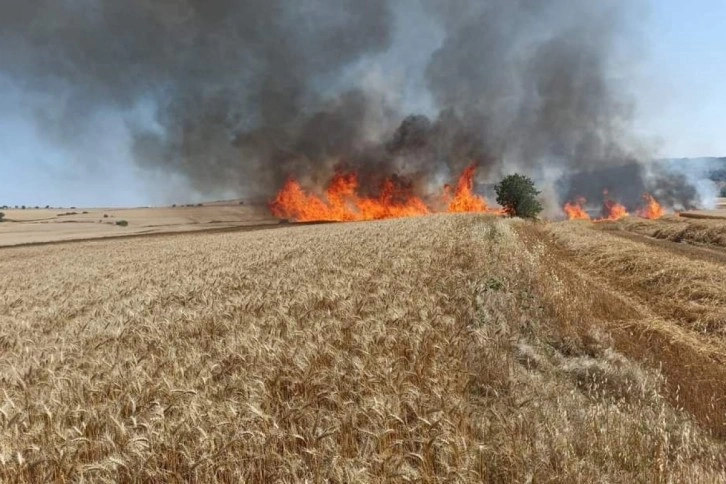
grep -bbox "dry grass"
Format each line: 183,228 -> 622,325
0,203 -> 274,247
0,215 -> 724,482
547,221 -> 726,334
613,215 -> 726,249
537,221 -> 726,437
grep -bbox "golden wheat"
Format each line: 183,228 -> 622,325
0,215 -> 723,482
538,220 -> 726,437
547,221 -> 726,334
615,215 -> 726,248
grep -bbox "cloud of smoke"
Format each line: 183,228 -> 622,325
0,0 -> 708,209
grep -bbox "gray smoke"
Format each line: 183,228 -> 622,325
0,0 -> 708,209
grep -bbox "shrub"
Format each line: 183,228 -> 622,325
116,220 -> 129,227
0,212 -> 5,222
720,186 -> 726,198
495,174 -> 543,219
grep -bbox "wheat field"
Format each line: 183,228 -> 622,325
1,214 -> 725,482
611,215 -> 726,248
0,203 -> 275,247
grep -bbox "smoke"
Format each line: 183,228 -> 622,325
645,158 -> 721,210
0,0 -> 708,208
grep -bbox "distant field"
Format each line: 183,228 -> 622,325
606,214 -> 726,248
1,214 -> 725,482
680,197 -> 726,220
0,202 -> 276,247
2,198 -> 725,247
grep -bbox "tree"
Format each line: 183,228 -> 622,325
495,174 -> 543,219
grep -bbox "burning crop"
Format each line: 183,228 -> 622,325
601,199 -> 629,221
270,164 -> 500,222
599,190 -> 629,221
563,192 -> 666,221
563,197 -> 591,221
444,165 -> 491,213
638,193 -> 667,220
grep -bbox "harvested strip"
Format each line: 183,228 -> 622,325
546,221 -> 726,334
522,224 -> 726,437
614,216 -> 726,249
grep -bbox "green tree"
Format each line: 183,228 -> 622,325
495,174 -> 543,219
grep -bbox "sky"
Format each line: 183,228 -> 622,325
0,0 -> 725,207
634,0 -> 726,158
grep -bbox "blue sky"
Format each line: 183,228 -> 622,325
1,0 -> 725,207
636,0 -> 726,157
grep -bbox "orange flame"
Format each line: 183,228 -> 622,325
445,165 -> 489,213
564,191 -> 666,222
564,197 -> 591,220
270,164 -> 499,222
601,191 -> 629,221
637,193 -> 665,220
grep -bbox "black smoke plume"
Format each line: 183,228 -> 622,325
0,0 -> 709,210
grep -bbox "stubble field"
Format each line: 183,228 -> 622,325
0,202 -> 276,247
1,214 -> 726,482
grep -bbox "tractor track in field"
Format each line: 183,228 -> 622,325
0,220 -> 339,250
522,223 -> 726,437
596,226 -> 726,266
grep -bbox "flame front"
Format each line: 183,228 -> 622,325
445,165 -> 489,213
563,192 -> 666,221
270,164 -> 497,222
637,193 -> 665,219
564,197 -> 591,220
601,199 -> 629,221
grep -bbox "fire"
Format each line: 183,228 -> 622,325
270,164 -> 498,222
563,192 -> 666,221
638,193 -> 665,220
564,197 -> 591,220
601,191 -> 629,221
602,200 -> 629,220
445,165 -> 489,213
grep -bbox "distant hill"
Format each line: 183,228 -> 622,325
661,157 -> 726,181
